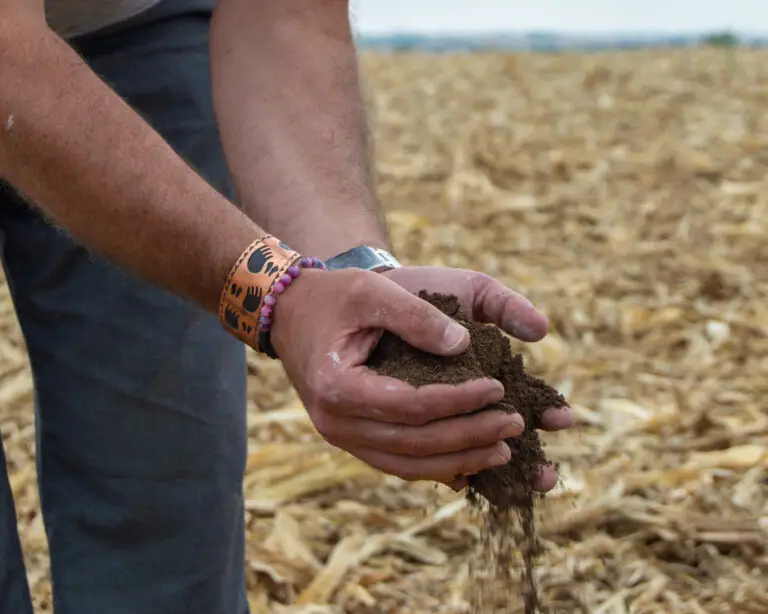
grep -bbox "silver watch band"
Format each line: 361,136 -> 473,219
324,245 -> 402,273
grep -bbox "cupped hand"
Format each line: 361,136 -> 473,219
268,265 -> 570,491
382,266 -> 574,491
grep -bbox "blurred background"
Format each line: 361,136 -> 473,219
4,2 -> 768,613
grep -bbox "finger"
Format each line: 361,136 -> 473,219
448,476 -> 468,491
533,463 -> 560,492
327,367 -> 505,425
538,406 -> 575,431
347,441 -> 512,484
350,272 -> 471,356
318,408 -> 525,457
470,273 -> 549,342
467,461 -> 560,506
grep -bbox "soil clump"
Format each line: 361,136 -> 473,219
366,291 -> 567,613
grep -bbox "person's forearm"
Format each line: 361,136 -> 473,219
209,0 -> 390,261
0,19 -> 261,314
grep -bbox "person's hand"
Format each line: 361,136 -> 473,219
268,266 -> 566,490
381,265 -> 574,491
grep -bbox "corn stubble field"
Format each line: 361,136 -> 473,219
2,47 -> 768,613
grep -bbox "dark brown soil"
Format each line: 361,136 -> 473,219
366,291 -> 567,614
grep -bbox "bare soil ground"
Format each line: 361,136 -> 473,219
2,47 -> 767,613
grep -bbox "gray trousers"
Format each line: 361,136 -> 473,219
0,2 -> 250,612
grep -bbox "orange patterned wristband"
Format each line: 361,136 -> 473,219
219,235 -> 302,348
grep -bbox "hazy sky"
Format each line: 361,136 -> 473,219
351,0 -> 768,35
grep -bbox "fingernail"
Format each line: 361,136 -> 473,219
501,416 -> 524,439
490,443 -> 511,466
542,406 -> 575,429
484,380 -> 505,404
490,379 -> 505,394
517,324 -> 539,340
442,322 -> 469,351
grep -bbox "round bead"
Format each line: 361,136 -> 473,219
261,305 -> 273,318
300,257 -> 313,268
259,316 -> 271,326
287,265 -> 300,277
273,282 -> 285,294
280,274 -> 292,286
264,294 -> 277,306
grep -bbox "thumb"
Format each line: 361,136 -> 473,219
355,273 -> 470,356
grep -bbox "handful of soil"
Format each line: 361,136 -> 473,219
366,291 -> 568,614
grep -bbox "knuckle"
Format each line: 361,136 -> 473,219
469,270 -> 494,297
343,271 -> 383,322
400,435 -> 430,458
403,389 -> 436,426
401,400 -> 430,426
452,390 -> 485,416
403,299 -> 432,331
346,270 -> 374,303
462,426 -> 493,450
453,453 -> 488,478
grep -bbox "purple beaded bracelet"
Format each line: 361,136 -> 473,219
257,256 -> 326,357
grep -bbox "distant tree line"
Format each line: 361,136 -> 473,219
356,30 -> 753,54
702,31 -> 739,48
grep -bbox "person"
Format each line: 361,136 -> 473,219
0,1 -> 574,612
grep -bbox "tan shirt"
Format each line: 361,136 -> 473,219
46,0 -> 164,38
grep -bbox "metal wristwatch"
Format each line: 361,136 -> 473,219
324,245 -> 402,273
